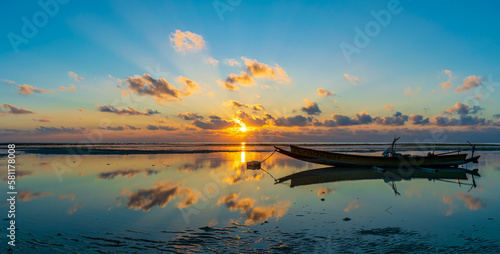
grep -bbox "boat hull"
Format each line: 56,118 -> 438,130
275,145 -> 476,168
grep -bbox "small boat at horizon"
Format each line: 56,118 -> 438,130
275,137 -> 480,168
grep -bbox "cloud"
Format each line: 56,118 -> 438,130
374,112 -> 409,126
273,115 -> 311,127
433,115 -> 490,126
2,79 -> 16,86
224,100 -> 249,109
217,193 -> 290,224
97,105 -> 160,116
315,111 -> 374,127
98,169 -> 159,180
125,181 -> 199,211
59,194 -> 76,201
455,193 -> 485,210
33,116 -> 53,122
317,88 -> 334,97
441,69 -> 453,89
344,73 -> 359,85
494,114 -> 500,118
404,86 -> 421,96
206,57 -> 219,66
126,74 -> 198,103
17,84 -> 55,95
68,204 -> 83,214
169,30 -> 205,54
217,72 -> 255,91
301,99 -> 322,115
224,58 -> 241,67
178,112 -> 204,120
235,111 -> 272,127
19,191 -> 53,201
1,104 -> 35,114
344,199 -> 360,212
146,125 -> 178,131
317,187 -> 335,198
242,57 -> 290,83
35,126 -> 84,134
442,195 -> 454,216
68,71 -> 84,81
410,114 -> 430,125
455,75 -> 483,92
59,84 -> 76,92
251,104 -> 265,112
193,115 -> 234,130
385,105 -> 394,110
99,125 -> 140,131
443,102 -> 483,115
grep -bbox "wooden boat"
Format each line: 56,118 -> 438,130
275,138 -> 479,168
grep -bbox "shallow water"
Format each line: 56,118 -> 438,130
1,143 -> 499,253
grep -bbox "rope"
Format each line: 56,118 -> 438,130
261,167 -> 278,182
260,149 -> 277,163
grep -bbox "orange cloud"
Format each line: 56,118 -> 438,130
18,84 -> 55,95
96,105 -> 160,116
317,187 -> 334,198
344,73 -> 359,85
441,69 -> 453,89
317,88 -> 334,97
344,199 -> 360,212
59,194 -> 76,201
125,181 -> 199,211
384,105 -> 394,110
169,30 -> 205,54
455,193 -> 485,210
126,73 -> 198,103
404,86 -> 421,96
19,191 -> 54,201
68,204 -> 83,214
1,104 -> 35,114
217,72 -> 255,91
242,57 -> 290,83
68,71 -> 84,81
455,75 -> 483,92
206,57 -> 219,66
442,195 -> 453,216
301,99 -> 322,115
59,84 -> 76,92
217,193 -> 290,224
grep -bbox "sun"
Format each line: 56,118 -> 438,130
233,117 -> 247,132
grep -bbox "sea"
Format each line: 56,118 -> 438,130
1,142 -> 499,253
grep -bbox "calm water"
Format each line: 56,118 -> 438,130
1,143 -> 499,253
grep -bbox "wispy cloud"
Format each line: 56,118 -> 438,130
455,75 -> 483,92
1,104 -> 35,114
224,58 -> 241,67
455,193 -> 485,210
59,84 -> 76,92
206,57 -> 219,66
68,71 -> 84,81
441,69 -> 453,89
344,73 -> 359,85
18,84 -> 55,95
217,193 -> 290,224
19,191 -> 53,201
385,105 -> 394,110
217,72 -> 255,91
35,126 -> 84,134
125,181 -> 200,211
193,115 -> 234,130
97,105 -> 160,116
403,86 -> 421,96
147,125 -> 177,131
169,30 -> 205,54
98,169 -> 159,180
178,112 -> 204,120
33,116 -> 53,123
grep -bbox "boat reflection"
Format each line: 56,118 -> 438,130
275,166 -> 480,195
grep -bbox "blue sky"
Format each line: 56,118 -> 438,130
1,0 -> 499,142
